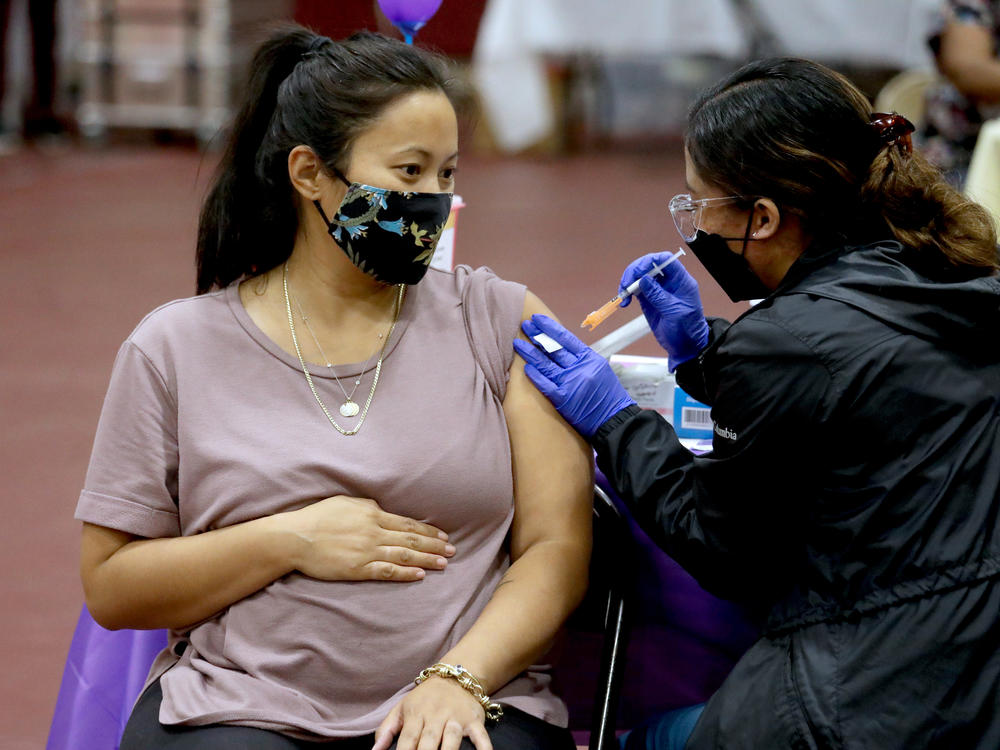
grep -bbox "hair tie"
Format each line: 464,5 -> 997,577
302,35 -> 331,60
870,111 -> 915,155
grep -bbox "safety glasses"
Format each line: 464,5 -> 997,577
668,193 -> 752,242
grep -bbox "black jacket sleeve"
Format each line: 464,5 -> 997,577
673,316 -> 731,405
593,315 -> 836,602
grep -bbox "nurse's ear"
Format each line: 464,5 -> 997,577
749,198 -> 781,241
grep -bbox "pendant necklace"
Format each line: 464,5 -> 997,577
283,263 -> 404,436
291,293 -> 381,418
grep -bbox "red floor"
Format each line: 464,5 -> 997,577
0,142 -> 746,749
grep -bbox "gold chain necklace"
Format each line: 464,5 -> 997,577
291,292 -> 383,417
282,263 -> 404,436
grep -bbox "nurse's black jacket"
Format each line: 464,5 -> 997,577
594,240 -> 1000,749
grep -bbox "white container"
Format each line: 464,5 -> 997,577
609,354 -> 674,420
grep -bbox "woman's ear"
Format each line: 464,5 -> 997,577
750,198 -> 781,240
288,145 -> 330,202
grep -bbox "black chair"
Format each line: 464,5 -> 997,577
558,484 -> 633,750
589,485 -> 633,750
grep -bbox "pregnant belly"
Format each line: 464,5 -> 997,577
193,562 -> 502,714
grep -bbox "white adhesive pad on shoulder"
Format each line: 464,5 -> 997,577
532,332 -> 563,353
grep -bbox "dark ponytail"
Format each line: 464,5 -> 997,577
860,146 -> 997,272
196,24 -> 457,294
687,58 -> 999,275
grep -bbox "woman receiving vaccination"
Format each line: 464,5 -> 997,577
77,25 -> 591,750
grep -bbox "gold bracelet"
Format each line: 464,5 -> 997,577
414,663 -> 504,722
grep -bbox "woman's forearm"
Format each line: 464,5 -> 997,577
435,538 -> 590,694
939,23 -> 1000,102
943,57 -> 1000,102
81,516 -> 297,631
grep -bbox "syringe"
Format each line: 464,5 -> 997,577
580,249 -> 686,331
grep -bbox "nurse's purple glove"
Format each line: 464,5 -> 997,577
620,252 -> 710,371
513,314 -> 635,439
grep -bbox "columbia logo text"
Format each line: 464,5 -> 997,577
714,424 -> 738,440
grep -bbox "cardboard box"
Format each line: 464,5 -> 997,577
672,387 -> 714,439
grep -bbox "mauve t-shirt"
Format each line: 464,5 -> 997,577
75,265 -> 568,739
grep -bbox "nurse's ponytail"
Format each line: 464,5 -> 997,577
860,137 -> 998,272
196,24 -> 457,294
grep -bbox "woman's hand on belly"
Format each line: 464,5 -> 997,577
373,677 -> 491,750
281,495 -> 455,582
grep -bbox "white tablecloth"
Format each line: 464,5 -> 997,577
752,0 -> 939,70
473,0 -> 940,152
473,0 -> 747,151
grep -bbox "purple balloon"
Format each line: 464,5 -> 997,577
377,0 -> 444,42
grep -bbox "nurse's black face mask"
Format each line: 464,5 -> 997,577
313,167 -> 453,285
668,193 -> 772,302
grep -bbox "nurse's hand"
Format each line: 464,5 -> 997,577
620,252 -> 709,371
372,677 -> 491,750
513,314 -> 635,439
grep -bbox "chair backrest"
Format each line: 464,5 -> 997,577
47,607 -> 166,750
964,118 -> 1000,231
873,68 -> 941,129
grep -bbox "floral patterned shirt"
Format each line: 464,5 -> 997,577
922,0 -> 1000,179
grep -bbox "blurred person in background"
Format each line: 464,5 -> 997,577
76,24 -> 591,750
0,0 -> 63,151
517,58 -> 1000,749
923,0 -> 1000,184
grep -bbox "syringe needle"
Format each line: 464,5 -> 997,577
580,249 -> 686,331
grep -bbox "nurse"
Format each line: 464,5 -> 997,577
514,58 -> 1000,749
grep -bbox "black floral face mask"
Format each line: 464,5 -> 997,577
314,169 -> 453,285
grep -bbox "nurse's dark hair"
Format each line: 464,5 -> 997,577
686,57 -> 998,273
196,24 -> 458,294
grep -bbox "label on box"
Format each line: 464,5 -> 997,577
673,386 -> 714,439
